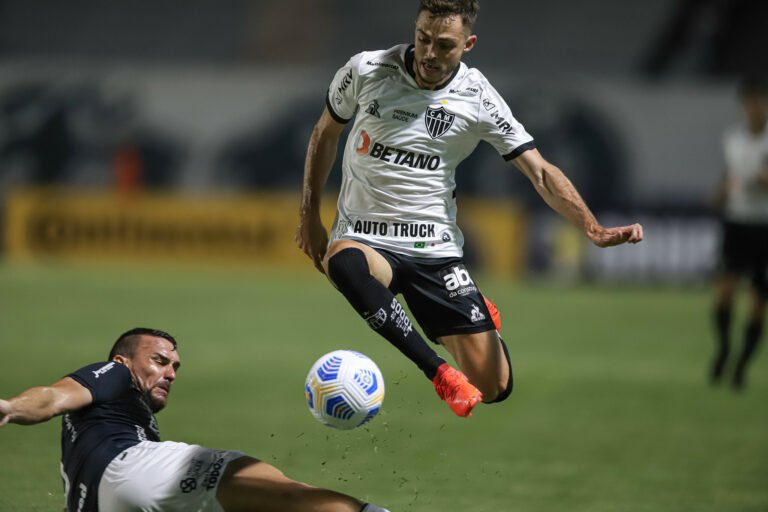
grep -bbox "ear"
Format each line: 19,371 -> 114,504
464,34 -> 477,53
113,354 -> 130,367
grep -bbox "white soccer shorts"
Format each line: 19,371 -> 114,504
98,440 -> 245,512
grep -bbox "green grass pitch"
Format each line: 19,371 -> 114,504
0,262 -> 766,511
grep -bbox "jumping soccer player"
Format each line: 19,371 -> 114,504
0,328 -> 391,512
296,0 -> 643,417
710,76 -> 768,390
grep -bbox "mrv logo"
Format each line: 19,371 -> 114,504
489,110 -> 516,135
356,130 -> 441,170
334,69 -> 352,105
441,265 -> 478,298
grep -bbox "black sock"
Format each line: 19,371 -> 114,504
714,305 -> 732,343
711,305 -> 732,381
327,248 -> 445,380
733,319 -> 764,389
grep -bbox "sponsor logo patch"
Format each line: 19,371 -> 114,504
76,483 -> 88,512
91,362 -> 116,379
334,70 -> 353,105
390,298 -> 413,337
204,455 -> 226,490
441,265 -> 478,298
449,87 -> 479,97
63,413 -> 78,443
336,219 -> 352,236
489,110 -> 516,135
392,109 -> 417,122
366,60 -> 398,71
356,130 -> 441,170
349,219 -> 436,239
180,477 -> 197,493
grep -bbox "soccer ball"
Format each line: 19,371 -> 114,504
304,350 -> 385,430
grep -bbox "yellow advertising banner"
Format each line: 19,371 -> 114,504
457,197 -> 526,278
5,188 -> 525,276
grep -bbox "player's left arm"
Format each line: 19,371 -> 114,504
512,148 -> 643,247
0,377 -> 93,427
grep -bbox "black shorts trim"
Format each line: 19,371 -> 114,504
485,337 -> 513,403
427,323 -> 498,342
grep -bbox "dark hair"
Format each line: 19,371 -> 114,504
418,0 -> 479,29
738,75 -> 768,98
108,327 -> 178,360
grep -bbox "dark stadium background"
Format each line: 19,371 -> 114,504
0,2 -> 766,511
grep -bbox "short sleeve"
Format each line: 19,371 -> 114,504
67,362 -> 133,404
478,84 -> 535,161
325,53 -> 364,123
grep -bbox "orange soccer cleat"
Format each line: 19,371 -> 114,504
432,363 -> 483,417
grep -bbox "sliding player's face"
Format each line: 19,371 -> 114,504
413,11 -> 476,90
125,336 -> 180,412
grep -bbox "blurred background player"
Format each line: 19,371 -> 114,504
0,328 -> 390,512
295,0 -> 643,418
710,76 -> 768,390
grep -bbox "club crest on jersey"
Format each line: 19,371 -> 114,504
424,106 -> 455,139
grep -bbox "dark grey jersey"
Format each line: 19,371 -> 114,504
61,362 -> 159,512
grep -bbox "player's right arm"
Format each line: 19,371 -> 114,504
0,377 -> 93,427
296,106 -> 347,273
512,148 -> 643,247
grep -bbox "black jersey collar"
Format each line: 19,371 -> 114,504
404,44 -> 461,91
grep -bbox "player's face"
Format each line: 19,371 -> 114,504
412,11 -> 476,90
125,336 -> 180,412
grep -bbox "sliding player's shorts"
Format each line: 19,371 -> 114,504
98,440 -> 245,512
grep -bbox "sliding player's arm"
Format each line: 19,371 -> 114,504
0,377 -> 92,427
296,106 -> 347,272
512,148 -> 643,247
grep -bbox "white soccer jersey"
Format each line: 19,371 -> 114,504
326,44 -> 535,258
722,122 -> 768,224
